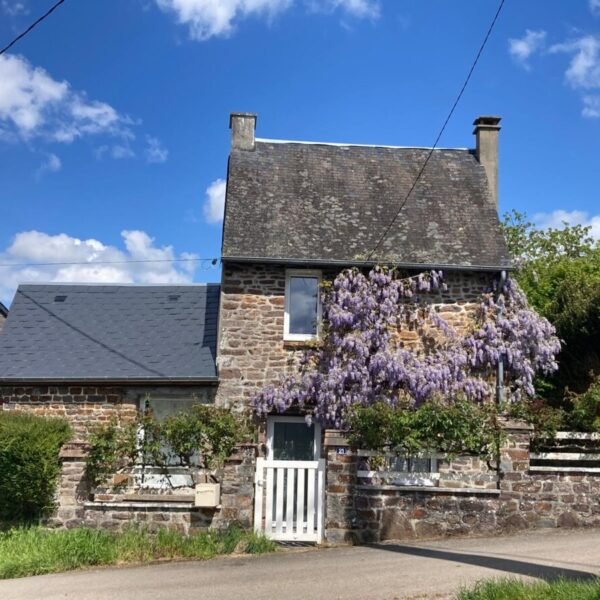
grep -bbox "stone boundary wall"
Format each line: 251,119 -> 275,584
50,443 -> 257,533
324,425 -> 600,544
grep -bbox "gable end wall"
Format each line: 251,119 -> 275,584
215,263 -> 497,410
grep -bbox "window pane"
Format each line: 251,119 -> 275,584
273,422 -> 315,460
289,276 -> 318,335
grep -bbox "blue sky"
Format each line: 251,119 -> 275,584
0,0 -> 598,305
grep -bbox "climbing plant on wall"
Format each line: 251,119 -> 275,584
252,266 -> 561,430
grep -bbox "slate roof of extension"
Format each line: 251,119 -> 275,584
0,284 -> 220,382
223,141 -> 511,270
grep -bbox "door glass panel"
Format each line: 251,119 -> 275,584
272,421 -> 315,460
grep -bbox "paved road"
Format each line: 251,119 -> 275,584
2,528 -> 599,600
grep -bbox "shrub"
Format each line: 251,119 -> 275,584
86,405 -> 250,486
0,413 -> 71,523
566,376 -> 600,432
162,405 -> 246,470
346,397 -> 502,462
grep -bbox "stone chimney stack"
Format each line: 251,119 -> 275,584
473,116 -> 501,209
229,112 -> 257,151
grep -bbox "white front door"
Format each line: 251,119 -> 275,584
254,417 -> 325,542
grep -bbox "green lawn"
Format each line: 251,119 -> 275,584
457,578 -> 600,600
0,525 -> 276,579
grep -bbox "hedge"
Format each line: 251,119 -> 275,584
0,412 -> 71,524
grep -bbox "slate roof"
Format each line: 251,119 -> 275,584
222,140 -> 511,270
0,284 -> 220,382
0,302 -> 7,318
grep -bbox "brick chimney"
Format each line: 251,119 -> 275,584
473,116 -> 501,209
229,112 -> 257,151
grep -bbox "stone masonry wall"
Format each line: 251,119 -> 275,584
0,385 -> 216,442
216,263 -> 496,411
0,385 -> 137,442
324,426 -> 600,544
51,442 -> 257,532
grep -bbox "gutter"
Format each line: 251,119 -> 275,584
221,255 -> 514,273
0,377 -> 219,385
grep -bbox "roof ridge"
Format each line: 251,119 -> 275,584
255,137 -> 471,151
17,282 -> 219,289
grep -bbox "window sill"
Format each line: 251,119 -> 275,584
283,339 -> 320,350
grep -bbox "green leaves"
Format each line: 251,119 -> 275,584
346,398 -> 501,462
0,413 -> 71,523
85,404 -> 249,486
502,210 -> 600,397
162,405 -> 245,470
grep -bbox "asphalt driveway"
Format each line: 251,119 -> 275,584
1,528 -> 599,600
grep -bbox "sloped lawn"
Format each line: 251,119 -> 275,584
0,525 -> 276,579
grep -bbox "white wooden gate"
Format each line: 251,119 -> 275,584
254,458 -> 325,543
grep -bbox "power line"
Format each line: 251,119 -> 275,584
0,0 -> 66,56
365,0 -> 506,263
0,257 -> 220,269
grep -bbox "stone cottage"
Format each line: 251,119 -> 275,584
2,114 -> 597,542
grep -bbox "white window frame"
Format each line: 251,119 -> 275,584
266,415 -> 322,461
284,269 -> 322,342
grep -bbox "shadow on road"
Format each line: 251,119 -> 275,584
369,543 -> 597,582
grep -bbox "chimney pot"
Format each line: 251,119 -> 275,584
229,112 -> 257,151
473,115 -> 501,209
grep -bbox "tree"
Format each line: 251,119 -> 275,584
501,211 -> 600,398
252,267 -> 560,429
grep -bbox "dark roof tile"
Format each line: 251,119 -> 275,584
0,284 -> 219,382
223,141 -> 511,269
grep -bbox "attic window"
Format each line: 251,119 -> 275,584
54,295 -> 67,303
168,294 -> 180,302
284,270 -> 321,341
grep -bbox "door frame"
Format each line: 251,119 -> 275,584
265,416 -> 322,461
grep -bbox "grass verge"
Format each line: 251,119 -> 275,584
457,577 -> 600,599
0,525 -> 277,579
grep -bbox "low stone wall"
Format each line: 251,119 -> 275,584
50,442 -> 257,533
324,425 -> 600,544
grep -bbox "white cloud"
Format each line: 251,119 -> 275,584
550,35 -> 600,89
35,153 -> 62,178
533,209 -> 600,240
144,135 -> 169,163
95,144 -> 136,160
0,230 -> 199,305
203,178 -> 226,223
591,0 -> 600,15
0,54 -> 166,162
508,30 -> 546,69
583,94 -> 600,117
0,54 -> 133,143
306,0 -> 379,19
155,0 -> 378,40
1,1 -> 28,16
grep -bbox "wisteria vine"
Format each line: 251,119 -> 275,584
251,267 -> 561,428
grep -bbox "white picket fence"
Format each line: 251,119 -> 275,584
254,458 -> 325,543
